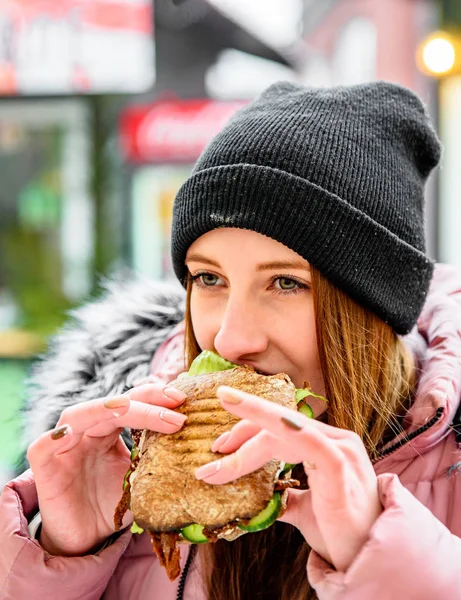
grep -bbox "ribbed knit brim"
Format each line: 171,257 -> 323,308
171,81 -> 442,335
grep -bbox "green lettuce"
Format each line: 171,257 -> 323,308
187,351 -> 326,417
188,350 -> 236,375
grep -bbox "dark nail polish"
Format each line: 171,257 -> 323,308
51,426 -> 69,440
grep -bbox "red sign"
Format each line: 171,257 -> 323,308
120,99 -> 247,163
0,0 -> 154,95
1,1 -> 152,32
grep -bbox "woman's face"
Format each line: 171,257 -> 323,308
186,228 -> 325,400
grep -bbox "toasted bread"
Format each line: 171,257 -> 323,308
130,367 -> 296,532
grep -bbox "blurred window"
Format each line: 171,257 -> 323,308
332,17 -> 377,84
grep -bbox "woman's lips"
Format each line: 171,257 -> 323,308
237,361 -> 275,376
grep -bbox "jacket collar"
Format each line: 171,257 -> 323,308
378,263 -> 461,458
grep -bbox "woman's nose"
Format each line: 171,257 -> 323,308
213,298 -> 268,363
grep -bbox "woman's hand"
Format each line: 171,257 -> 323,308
194,386 -> 382,573
27,383 -> 187,557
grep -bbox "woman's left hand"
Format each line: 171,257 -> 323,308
194,386 -> 383,573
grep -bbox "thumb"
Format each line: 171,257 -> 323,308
278,488 -> 313,531
278,488 -> 330,562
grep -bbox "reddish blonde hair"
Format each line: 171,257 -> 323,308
183,265 -> 415,599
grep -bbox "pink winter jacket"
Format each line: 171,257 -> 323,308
1,264 -> 461,600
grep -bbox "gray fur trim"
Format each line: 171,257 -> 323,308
21,274 -> 185,458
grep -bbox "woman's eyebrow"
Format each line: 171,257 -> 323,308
256,261 -> 310,272
186,255 -> 310,272
185,254 -> 221,268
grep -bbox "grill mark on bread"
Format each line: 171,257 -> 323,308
130,367 -> 297,533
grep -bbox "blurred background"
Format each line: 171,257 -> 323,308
0,0 -> 460,485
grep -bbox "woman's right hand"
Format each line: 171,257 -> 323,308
26,383 -> 188,557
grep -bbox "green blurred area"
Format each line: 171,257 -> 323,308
0,123 -> 80,483
0,359 -> 31,471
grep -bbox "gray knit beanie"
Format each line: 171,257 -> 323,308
171,81 -> 442,334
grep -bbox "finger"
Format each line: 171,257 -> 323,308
27,424 -> 83,471
196,429 -> 276,483
211,419 -> 261,453
126,383 -> 188,407
198,389 -> 345,483
277,488 -> 331,563
277,488 -> 312,527
84,400 -> 187,437
197,424 -> 319,484
56,396 -> 186,438
56,395 -> 131,431
195,421 -> 331,485
217,386 -> 348,441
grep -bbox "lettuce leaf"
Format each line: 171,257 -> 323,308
188,352 -> 326,416
188,350 -> 237,375
295,388 -> 328,404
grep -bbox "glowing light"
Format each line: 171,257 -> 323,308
421,36 -> 456,75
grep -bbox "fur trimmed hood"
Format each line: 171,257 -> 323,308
20,275 -> 185,461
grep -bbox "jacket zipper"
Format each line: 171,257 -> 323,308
174,407 -> 445,598
373,406 -> 444,463
176,544 -> 197,600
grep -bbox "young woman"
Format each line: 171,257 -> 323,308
2,81 -> 461,600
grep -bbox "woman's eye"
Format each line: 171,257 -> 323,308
271,276 -> 308,295
275,277 -> 298,290
191,272 -> 222,287
201,273 -> 219,286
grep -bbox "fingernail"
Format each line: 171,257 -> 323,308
195,460 -> 222,480
51,425 -> 70,440
104,396 -> 130,409
163,388 -> 188,403
211,431 -> 231,453
218,387 -> 243,405
159,409 -> 187,426
281,415 -> 304,431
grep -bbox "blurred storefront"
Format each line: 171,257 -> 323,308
416,0 -> 461,271
119,98 -> 246,280
0,0 -> 155,479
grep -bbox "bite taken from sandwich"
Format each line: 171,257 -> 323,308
114,351 -> 327,581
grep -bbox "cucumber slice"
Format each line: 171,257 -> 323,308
180,523 -> 209,544
130,445 -> 139,461
281,462 -> 297,475
131,521 -> 144,534
238,493 -> 282,533
298,403 -> 314,418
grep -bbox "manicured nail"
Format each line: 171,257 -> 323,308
159,409 -> 187,426
51,425 -> 69,440
163,388 -> 188,403
104,396 -> 130,409
195,460 -> 222,480
218,387 -> 243,405
211,431 -> 231,453
281,415 -> 304,431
